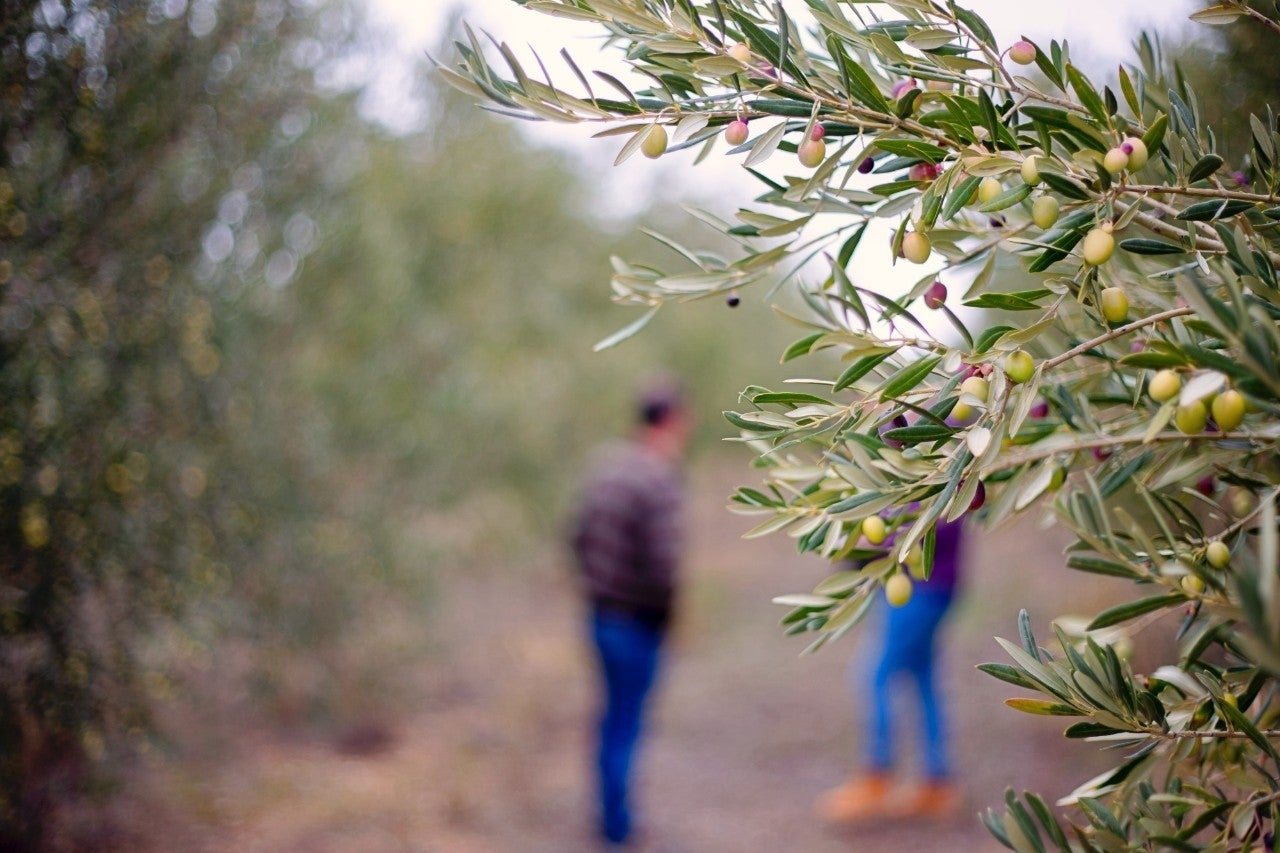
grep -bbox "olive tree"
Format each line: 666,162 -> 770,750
446,0 -> 1280,848
0,0 -> 360,843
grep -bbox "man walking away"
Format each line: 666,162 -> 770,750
570,380 -> 689,847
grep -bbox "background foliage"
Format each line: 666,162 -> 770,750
0,0 -> 791,845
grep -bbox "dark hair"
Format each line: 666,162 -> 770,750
638,379 -> 684,426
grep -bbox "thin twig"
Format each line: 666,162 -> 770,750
1111,201 -> 1226,253
1042,307 -> 1195,370
1154,728 -> 1280,740
1124,184 -> 1280,205
1240,2 -> 1280,38
1215,486 -> 1280,543
982,429 -> 1278,474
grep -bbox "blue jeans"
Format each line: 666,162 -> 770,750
866,588 -> 954,780
591,609 -> 664,844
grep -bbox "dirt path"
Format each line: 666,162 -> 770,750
136,461 -> 1122,852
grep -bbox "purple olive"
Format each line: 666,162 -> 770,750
879,414 -> 909,448
924,281 -> 947,309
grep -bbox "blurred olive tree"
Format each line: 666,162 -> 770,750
287,78 -> 795,568
1,0 -> 792,843
0,0 -> 363,842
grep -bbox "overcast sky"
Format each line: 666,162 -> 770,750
382,0 -> 1198,53
364,0 -> 1200,134
358,0 -> 1203,305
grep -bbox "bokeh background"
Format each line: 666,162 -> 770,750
2,0 -> 1276,849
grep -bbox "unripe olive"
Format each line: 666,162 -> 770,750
1222,691 -> 1239,710
1081,226 -> 1116,265
1100,287 -> 1129,324
904,545 -> 926,580
1229,488 -> 1255,517
1175,400 -> 1208,435
901,231 -> 931,264
1181,574 -> 1205,594
1122,137 -> 1148,170
1211,389 -> 1245,431
641,124 -> 668,159
724,119 -> 749,146
885,572 -> 913,607
1048,466 -> 1067,491
924,281 -> 947,309
1149,369 -> 1181,403
1008,40 -> 1037,65
1021,155 -> 1042,186
862,514 -> 887,545
977,177 -> 1002,205
1206,540 -> 1231,569
1031,195 -> 1060,229
728,42 -> 751,63
950,401 -> 975,423
798,138 -> 826,168
1004,349 -> 1035,384
1103,146 -> 1129,174
960,375 -> 990,402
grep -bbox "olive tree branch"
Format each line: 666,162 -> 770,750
1237,1 -> 1280,39
1118,191 -> 1227,250
1111,201 -> 1227,253
1216,485 -> 1280,542
980,430 -> 1279,475
1148,728 -> 1280,740
1042,307 -> 1196,371
1123,184 -> 1280,205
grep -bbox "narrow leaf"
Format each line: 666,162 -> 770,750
1005,698 -> 1084,716
1187,153 -> 1224,183
833,350 -> 895,392
593,306 -> 659,351
1088,594 -> 1187,630
1119,238 -> 1186,255
878,355 -> 943,401
1174,199 -> 1254,221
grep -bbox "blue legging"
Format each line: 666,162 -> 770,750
866,588 -> 954,780
592,610 -> 664,844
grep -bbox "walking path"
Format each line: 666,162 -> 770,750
139,461 -> 1116,851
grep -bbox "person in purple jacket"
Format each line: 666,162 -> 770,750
818,514 -> 966,824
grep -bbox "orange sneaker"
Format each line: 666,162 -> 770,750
815,773 -> 892,824
887,780 -> 961,820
